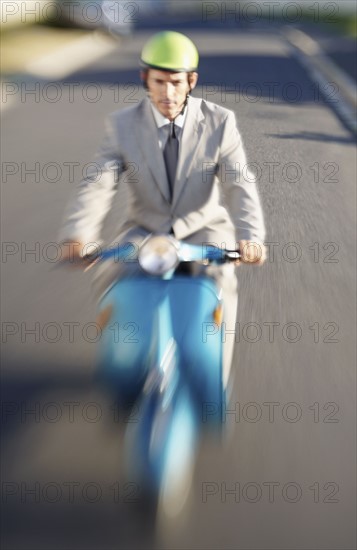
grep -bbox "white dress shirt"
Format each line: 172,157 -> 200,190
150,101 -> 187,149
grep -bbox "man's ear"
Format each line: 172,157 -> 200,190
140,69 -> 149,90
188,72 -> 198,91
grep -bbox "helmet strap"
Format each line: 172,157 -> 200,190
176,92 -> 190,119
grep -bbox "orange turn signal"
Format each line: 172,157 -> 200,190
213,304 -> 223,326
96,305 -> 113,330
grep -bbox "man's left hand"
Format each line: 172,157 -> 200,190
237,241 -> 266,265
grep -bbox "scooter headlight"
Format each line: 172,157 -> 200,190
139,236 -> 179,275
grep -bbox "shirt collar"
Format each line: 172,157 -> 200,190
150,100 -> 188,129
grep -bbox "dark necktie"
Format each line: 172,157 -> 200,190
163,122 -> 179,199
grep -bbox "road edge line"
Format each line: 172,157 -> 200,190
282,27 -> 357,136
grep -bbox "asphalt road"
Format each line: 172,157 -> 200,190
1,16 -> 356,550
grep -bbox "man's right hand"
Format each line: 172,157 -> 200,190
59,241 -> 91,268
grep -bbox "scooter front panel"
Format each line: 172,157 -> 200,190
98,278 -> 165,396
167,277 -> 224,421
98,276 -> 224,420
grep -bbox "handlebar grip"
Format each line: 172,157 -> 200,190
225,250 -> 240,262
54,253 -> 98,269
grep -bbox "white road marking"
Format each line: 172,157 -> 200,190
283,27 -> 357,135
25,32 -> 119,80
285,27 -> 322,56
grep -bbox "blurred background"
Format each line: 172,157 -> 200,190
1,1 -> 356,549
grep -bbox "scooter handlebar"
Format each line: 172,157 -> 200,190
224,250 -> 241,262
92,241 -> 240,264
55,242 -> 240,276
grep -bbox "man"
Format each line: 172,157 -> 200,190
60,31 -> 266,387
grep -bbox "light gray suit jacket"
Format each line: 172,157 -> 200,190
60,96 -> 265,250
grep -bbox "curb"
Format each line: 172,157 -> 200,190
282,27 -> 357,135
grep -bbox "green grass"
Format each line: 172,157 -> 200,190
298,10 -> 357,37
330,15 -> 357,37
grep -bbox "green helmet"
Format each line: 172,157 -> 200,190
141,31 -> 199,72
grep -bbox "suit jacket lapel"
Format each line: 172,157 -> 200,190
134,97 -> 171,202
172,97 -> 205,209
133,97 -> 205,208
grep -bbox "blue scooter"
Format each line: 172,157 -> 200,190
95,235 -> 239,519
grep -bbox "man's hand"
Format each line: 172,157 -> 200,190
59,241 -> 93,268
237,240 -> 266,265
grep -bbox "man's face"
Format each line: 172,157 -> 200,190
145,69 -> 197,120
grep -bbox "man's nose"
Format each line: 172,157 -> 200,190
163,82 -> 175,98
